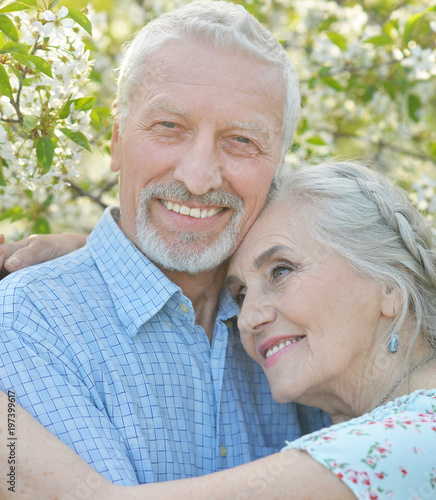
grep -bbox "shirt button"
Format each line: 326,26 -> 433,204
180,304 -> 189,313
220,446 -> 227,457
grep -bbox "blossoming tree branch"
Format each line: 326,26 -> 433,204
0,0 -> 435,237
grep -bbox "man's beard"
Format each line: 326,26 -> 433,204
135,182 -> 245,274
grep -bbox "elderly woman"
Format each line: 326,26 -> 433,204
1,161 -> 435,499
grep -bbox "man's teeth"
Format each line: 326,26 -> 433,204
162,200 -> 223,219
265,338 -> 301,359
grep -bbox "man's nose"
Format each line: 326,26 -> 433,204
173,134 -> 223,195
237,292 -> 277,335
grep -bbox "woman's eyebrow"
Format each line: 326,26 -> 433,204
253,245 -> 290,269
224,274 -> 243,288
226,244 -> 291,285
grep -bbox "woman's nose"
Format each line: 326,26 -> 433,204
237,293 -> 277,335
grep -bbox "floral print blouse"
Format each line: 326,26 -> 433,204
282,390 -> 436,499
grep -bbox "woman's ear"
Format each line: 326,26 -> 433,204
380,284 -> 402,318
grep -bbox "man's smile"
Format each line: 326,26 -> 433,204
160,199 -> 226,219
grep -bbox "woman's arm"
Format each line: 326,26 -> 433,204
125,450 -> 355,500
1,391 -> 355,500
0,233 -> 87,275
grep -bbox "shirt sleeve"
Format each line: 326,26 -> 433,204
281,409 -> 436,499
0,290 -> 141,485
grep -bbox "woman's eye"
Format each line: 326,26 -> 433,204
271,266 -> 291,279
235,136 -> 251,144
235,293 -> 246,306
231,287 -> 246,307
161,121 -> 177,128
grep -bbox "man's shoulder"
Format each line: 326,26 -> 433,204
0,247 -> 101,320
0,247 -> 95,292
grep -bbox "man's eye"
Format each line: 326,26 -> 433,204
235,136 -> 251,144
161,121 -> 176,128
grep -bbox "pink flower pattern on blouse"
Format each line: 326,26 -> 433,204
282,390 -> 436,499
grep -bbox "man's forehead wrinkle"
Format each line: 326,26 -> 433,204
150,75 -> 277,100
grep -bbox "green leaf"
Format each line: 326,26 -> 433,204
12,53 -> 52,78
90,106 -> 113,130
306,136 -> 327,146
318,65 -> 332,76
325,31 -> 347,51
36,136 -> 54,172
0,14 -> 18,42
0,206 -> 23,222
321,76 -> 344,91
58,96 -> 96,119
60,127 -> 91,152
380,80 -> 396,100
11,0 -> 36,5
0,160 -> 6,186
32,216 -> 51,234
307,76 -> 317,90
408,94 -> 421,122
0,2 -> 30,13
9,63 -> 22,83
0,63 -> 12,98
318,16 -> 338,33
22,115 -> 39,132
404,12 -> 425,44
66,7 -> 92,36
58,101 -> 73,120
364,34 -> 393,46
90,108 -> 100,127
0,41 -> 27,54
73,96 -> 95,111
41,193 -> 53,210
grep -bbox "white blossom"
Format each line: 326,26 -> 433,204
401,45 -> 436,80
41,6 -> 75,43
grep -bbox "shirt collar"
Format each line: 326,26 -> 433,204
216,286 -> 239,324
87,207 -> 180,337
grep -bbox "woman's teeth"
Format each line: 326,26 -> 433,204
265,338 -> 302,359
161,200 -> 223,219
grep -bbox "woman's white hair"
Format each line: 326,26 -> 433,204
269,161 -> 436,355
115,0 -> 300,166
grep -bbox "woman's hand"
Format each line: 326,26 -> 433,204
0,233 -> 87,277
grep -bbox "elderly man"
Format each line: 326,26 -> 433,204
0,0 -> 327,485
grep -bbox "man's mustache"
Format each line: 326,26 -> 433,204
139,182 -> 244,212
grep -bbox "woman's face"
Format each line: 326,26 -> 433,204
227,199 -> 392,411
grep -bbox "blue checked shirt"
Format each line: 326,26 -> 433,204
0,207 -> 328,485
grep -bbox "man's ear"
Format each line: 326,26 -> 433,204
380,284 -> 402,318
110,117 -> 122,173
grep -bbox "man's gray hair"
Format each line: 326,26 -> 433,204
115,0 -> 300,165
270,161 -> 436,357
